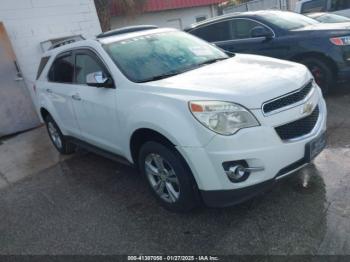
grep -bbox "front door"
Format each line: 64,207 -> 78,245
71,49 -> 121,154
215,18 -> 277,57
0,22 -> 39,137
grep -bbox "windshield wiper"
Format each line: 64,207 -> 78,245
138,72 -> 180,83
198,57 -> 229,66
138,57 -> 229,83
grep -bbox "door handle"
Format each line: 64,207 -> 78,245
46,88 -> 53,93
72,94 -> 81,101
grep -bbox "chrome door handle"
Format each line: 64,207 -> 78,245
72,94 -> 81,101
46,88 -> 53,93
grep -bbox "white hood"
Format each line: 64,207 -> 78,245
146,54 -> 312,109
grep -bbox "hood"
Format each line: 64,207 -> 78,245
294,22 -> 350,31
144,54 -> 311,109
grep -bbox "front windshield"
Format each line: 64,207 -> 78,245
103,31 -> 228,83
316,13 -> 350,23
261,11 -> 319,30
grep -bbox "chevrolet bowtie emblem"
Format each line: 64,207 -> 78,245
302,103 -> 314,115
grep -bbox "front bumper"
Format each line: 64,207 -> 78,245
177,87 -> 327,207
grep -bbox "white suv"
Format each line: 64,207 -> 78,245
35,26 -> 327,212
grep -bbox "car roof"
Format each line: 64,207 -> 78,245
185,10 -> 289,30
41,27 -> 178,58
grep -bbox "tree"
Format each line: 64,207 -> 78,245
94,0 -> 111,32
94,0 -> 147,32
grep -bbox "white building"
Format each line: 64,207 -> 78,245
0,0 -> 101,136
111,0 -> 226,30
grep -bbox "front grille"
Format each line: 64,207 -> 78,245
263,81 -> 313,114
275,106 -> 319,141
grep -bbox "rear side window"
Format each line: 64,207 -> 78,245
301,0 -> 327,13
48,54 -> 74,83
191,21 -> 231,42
36,56 -> 50,80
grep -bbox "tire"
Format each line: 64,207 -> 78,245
300,57 -> 334,95
138,141 -> 199,212
45,115 -> 75,155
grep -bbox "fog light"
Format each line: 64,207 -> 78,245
226,165 -> 249,181
223,160 -> 265,183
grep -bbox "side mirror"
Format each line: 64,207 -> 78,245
250,26 -> 274,39
86,71 -> 114,88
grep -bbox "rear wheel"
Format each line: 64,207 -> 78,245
45,115 -> 75,155
300,57 -> 334,95
138,141 -> 199,212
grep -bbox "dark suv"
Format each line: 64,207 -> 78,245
185,10 -> 350,93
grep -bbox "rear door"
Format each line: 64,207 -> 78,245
45,52 -> 80,136
71,49 -> 121,153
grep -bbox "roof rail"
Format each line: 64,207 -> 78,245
97,25 -> 158,38
40,35 -> 85,52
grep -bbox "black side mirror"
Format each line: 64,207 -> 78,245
250,26 -> 274,39
86,71 -> 114,88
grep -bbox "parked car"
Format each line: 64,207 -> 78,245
185,10 -> 350,94
296,0 -> 350,17
307,12 -> 350,23
35,26 -> 327,212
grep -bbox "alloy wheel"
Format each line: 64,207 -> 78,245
48,122 -> 62,149
144,153 -> 180,203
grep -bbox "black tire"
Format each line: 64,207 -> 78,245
138,141 -> 200,212
300,57 -> 334,95
45,114 -> 75,155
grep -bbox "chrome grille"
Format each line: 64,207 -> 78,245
263,81 -> 313,115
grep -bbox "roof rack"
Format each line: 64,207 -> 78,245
96,25 -> 158,39
40,35 -> 85,52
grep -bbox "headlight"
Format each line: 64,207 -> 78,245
189,101 -> 259,135
330,36 -> 350,46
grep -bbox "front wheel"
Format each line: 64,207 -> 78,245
45,115 -> 75,155
138,141 -> 199,212
300,57 -> 334,95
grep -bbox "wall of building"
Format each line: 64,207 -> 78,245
111,5 -> 218,30
0,0 -> 101,102
288,0 -> 299,11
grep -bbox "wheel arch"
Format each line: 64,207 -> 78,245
40,107 -> 50,121
290,52 -> 338,76
129,128 -> 176,166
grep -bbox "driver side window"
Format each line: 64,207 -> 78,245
75,53 -> 108,85
231,19 -> 270,40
